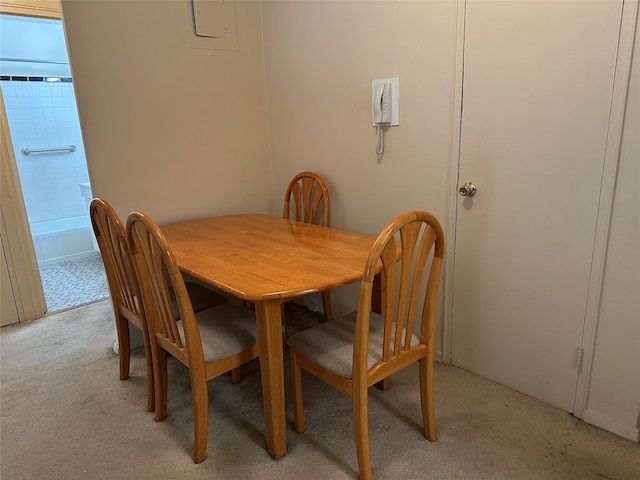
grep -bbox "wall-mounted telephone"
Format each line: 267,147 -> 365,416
373,82 -> 392,125
371,77 -> 398,155
373,82 -> 392,154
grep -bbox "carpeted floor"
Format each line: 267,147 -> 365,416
1,301 -> 638,479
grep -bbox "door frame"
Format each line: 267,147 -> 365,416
0,0 -> 60,19
573,1 -> 638,419
0,0 -> 62,322
442,0 -> 639,419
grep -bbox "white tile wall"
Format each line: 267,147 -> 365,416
1,79 -> 89,224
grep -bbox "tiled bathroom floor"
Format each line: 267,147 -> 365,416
40,254 -> 110,314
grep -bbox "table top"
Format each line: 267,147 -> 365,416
161,213 -> 378,302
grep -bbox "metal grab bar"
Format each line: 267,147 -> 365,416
0,57 -> 69,65
21,145 -> 76,155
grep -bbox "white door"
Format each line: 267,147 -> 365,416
451,1 -> 623,412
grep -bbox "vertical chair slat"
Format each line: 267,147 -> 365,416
290,183 -> 302,222
404,225 -> 436,350
300,177 -> 314,223
379,239 -> 397,363
310,184 -> 323,224
394,222 -> 420,355
98,212 -> 137,314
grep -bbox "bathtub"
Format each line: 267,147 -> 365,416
30,215 -> 99,266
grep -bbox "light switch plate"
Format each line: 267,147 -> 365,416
372,77 -> 399,126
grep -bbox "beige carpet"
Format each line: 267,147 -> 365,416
1,300 -> 638,479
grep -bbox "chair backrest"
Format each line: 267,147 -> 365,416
89,198 -> 141,318
354,210 -> 445,377
283,172 -> 330,226
126,212 -> 203,366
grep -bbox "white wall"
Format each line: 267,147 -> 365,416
60,0 -> 273,225
585,19 -> 640,441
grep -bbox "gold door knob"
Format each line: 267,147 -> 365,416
459,182 -> 477,197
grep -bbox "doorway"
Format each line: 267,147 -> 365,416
0,13 -> 108,314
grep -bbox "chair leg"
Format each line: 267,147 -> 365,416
115,314 -> 131,381
290,349 -> 305,433
190,366 -> 209,464
375,377 -> 391,390
140,323 -> 155,412
153,347 -> 168,422
419,356 -> 437,441
353,386 -> 372,480
321,290 -> 332,322
230,367 -> 242,384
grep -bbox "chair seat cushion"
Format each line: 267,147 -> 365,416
177,303 -> 258,364
287,311 -> 420,379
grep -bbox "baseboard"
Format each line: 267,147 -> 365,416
434,349 -> 444,363
583,410 -> 639,442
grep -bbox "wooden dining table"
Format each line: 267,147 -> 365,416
160,213 -> 383,459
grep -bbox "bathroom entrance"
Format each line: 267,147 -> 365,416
0,13 -> 108,314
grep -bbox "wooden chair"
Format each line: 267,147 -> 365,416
89,198 -> 228,412
126,211 -> 260,464
287,210 -> 445,480
283,171 -> 333,322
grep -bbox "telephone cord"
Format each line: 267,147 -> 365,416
375,124 -> 384,155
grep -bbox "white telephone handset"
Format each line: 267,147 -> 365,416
373,82 -> 392,154
373,82 -> 392,125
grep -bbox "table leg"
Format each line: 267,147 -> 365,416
254,299 -> 287,458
